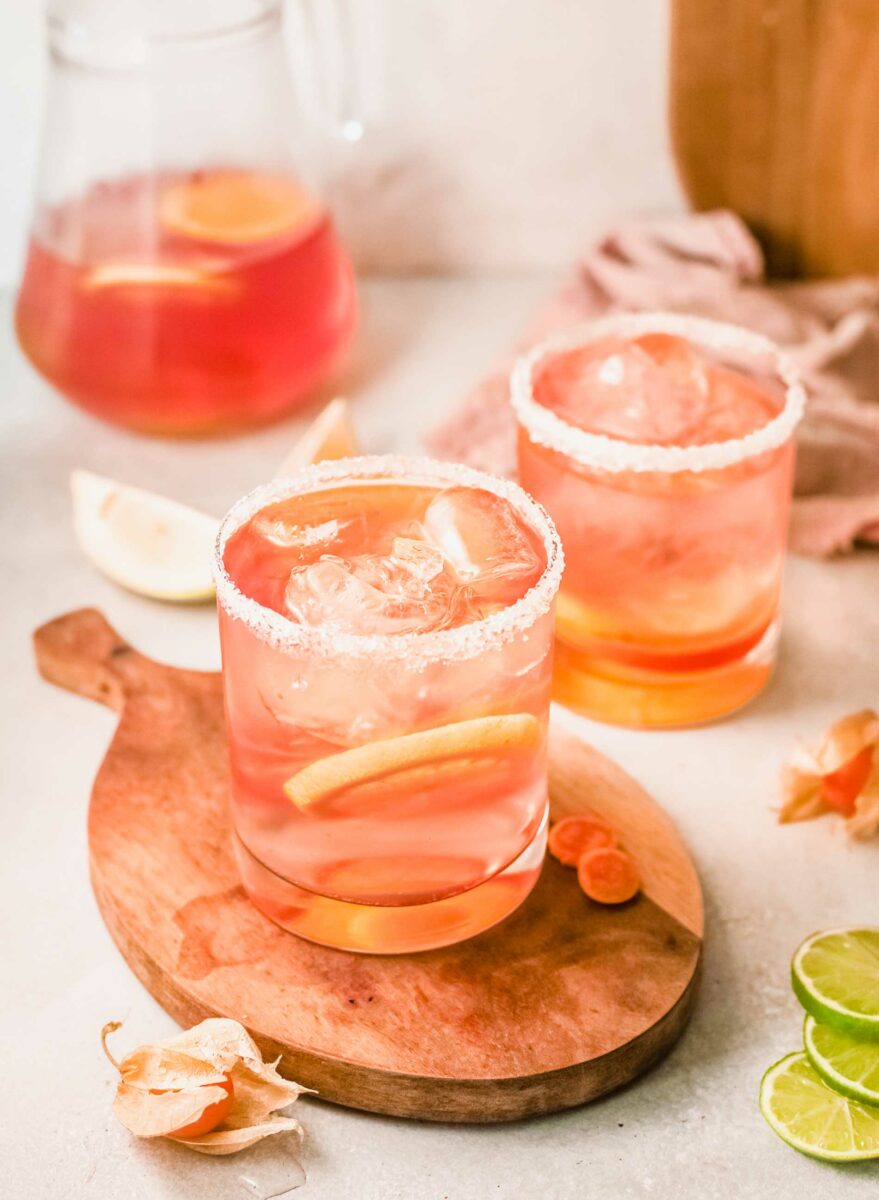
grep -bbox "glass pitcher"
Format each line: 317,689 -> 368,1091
15,0 -> 357,435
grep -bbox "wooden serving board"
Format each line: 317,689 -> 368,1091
34,609 -> 703,1123
669,0 -> 879,278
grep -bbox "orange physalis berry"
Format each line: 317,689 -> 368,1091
548,813 -> 616,867
820,745 -> 874,816
155,1075 -> 234,1139
577,846 -> 640,906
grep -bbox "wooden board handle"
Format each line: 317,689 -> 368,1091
33,608 -> 144,712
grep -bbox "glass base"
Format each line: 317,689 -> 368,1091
553,623 -> 777,729
233,809 -> 548,954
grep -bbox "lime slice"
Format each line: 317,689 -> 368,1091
71,470 -> 218,603
804,1015 -> 879,1106
284,714 -> 540,812
792,928 -> 879,1041
274,398 -> 359,476
760,1051 -> 879,1161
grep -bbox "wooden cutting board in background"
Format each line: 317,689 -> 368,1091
669,0 -> 879,278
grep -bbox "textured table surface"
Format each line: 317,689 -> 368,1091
2,278 -> 878,1199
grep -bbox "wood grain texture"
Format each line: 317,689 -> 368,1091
34,608 -> 703,1123
669,0 -> 879,277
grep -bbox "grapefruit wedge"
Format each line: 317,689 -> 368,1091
71,470 -> 218,602
275,398 -> 359,476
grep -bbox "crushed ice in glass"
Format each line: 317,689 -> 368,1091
280,487 -> 543,635
283,542 -> 460,636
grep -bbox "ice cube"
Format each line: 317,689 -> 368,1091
540,335 -> 709,445
259,656 -> 407,746
701,365 -> 778,443
391,536 -> 444,582
423,487 -> 543,606
283,541 -> 458,636
253,512 -> 345,552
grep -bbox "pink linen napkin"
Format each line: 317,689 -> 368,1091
425,211 -> 879,557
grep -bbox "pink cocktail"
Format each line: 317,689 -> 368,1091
214,456 -> 563,953
513,314 -> 805,728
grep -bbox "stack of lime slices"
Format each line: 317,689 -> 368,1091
760,927 -> 879,1162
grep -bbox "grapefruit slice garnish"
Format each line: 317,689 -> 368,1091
159,170 -> 319,244
71,470 -> 218,602
274,398 -> 359,476
283,714 -> 541,812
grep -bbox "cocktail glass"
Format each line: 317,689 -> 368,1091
214,455 -> 563,953
512,313 -> 805,729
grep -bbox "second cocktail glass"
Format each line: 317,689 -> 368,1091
214,456 -> 563,953
513,313 -> 805,729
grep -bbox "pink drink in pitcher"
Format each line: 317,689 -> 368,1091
16,170 -> 356,434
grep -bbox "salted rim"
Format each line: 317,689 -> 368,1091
510,311 -> 806,474
213,454 -> 564,663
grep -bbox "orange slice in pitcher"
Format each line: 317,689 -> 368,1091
83,263 -> 232,294
283,714 -> 541,813
160,169 -> 319,244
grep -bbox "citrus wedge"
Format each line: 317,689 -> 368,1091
159,170 -> 318,244
274,398 -> 359,476
283,714 -> 541,812
71,470 -> 218,602
759,1051 -> 879,1161
792,928 -> 879,1041
804,1015 -> 879,1106
82,263 -> 232,295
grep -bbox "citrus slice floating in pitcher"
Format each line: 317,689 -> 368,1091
759,1051 -> 879,1161
82,263 -> 233,295
71,470 -> 218,602
160,170 -> 319,245
283,714 -> 541,813
274,398 -> 359,476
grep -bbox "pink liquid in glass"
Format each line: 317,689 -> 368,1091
516,325 -> 801,728
216,462 -> 562,953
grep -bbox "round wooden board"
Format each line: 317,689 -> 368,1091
34,609 -> 704,1123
